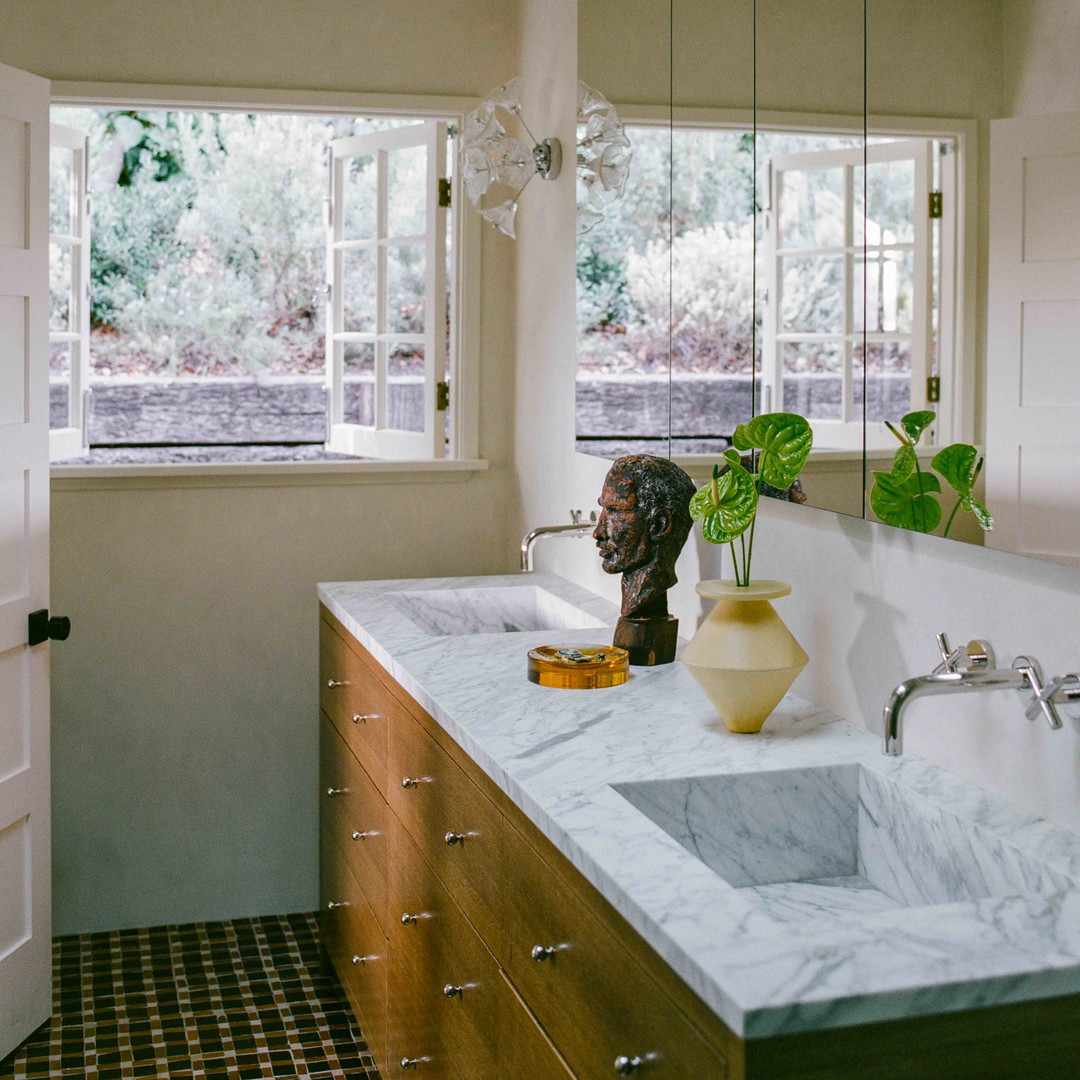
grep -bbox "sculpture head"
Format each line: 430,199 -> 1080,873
593,454 -> 696,616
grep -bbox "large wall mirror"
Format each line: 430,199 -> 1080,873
579,1 -> 1080,569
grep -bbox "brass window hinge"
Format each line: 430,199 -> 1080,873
929,190 -> 943,219
927,375 -> 941,403
439,179 -> 451,208
436,380 -> 450,411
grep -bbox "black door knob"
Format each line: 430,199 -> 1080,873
28,609 -> 71,646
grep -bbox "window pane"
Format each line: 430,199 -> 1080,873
49,242 -> 71,332
780,166 -> 844,249
857,341 -> 912,421
856,249 -> 914,333
781,255 -> 843,333
343,154 -> 376,239
50,146 -> 74,236
388,244 -> 425,333
781,341 -> 843,420
49,342 -> 70,429
343,343 -> 374,426
387,143 -> 427,238
342,249 -> 376,332
867,157 -> 915,244
388,344 -> 424,432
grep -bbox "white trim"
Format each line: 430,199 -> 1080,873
51,457 -> 488,490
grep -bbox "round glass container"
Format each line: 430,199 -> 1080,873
527,645 -> 629,689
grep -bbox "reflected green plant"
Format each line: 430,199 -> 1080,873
689,412 -> 814,586
870,410 -> 993,538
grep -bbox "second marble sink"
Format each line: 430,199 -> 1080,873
384,585 -> 608,637
614,765 -> 1075,925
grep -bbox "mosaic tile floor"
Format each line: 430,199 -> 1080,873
0,913 -> 378,1080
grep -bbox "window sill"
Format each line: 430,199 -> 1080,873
50,458 -> 489,491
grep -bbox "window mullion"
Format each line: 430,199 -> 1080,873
375,147 -> 389,432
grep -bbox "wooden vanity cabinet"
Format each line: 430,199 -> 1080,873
319,604 -> 1080,1080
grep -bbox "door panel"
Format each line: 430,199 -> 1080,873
0,60 -> 52,1058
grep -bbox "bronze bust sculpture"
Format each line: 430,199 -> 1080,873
593,454 -> 696,666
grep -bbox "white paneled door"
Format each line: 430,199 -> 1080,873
988,111 -> 1080,565
0,62 -> 52,1057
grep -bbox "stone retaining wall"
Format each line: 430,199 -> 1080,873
51,372 -> 911,445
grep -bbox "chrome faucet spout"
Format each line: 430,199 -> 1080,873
883,667 -> 1030,755
520,511 -> 598,572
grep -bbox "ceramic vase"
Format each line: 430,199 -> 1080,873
681,579 -> 808,734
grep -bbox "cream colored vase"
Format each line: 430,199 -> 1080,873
682,579 -> 808,734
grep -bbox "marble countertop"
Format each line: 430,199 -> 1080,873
318,573 -> 1080,1039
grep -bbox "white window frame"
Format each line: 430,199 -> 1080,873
763,137 -> 936,452
574,105 -> 978,468
46,83 -> 484,478
48,122 -> 91,462
326,121 -> 448,459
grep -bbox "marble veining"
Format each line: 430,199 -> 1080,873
318,574 -> 1080,1039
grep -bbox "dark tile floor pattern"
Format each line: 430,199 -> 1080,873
0,913 -> 378,1079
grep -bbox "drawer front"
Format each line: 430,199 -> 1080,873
387,954 -> 463,1080
389,816 -> 512,1080
505,839 -> 728,1080
320,618 -> 390,790
322,831 -> 388,1075
498,967 -> 577,1080
320,713 -> 389,932
389,704 -> 509,959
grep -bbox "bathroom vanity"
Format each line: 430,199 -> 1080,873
318,575 -> 1080,1079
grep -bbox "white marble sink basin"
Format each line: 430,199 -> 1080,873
384,585 -> 608,637
614,764 -> 1075,926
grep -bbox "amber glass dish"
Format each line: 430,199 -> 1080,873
527,645 -> 629,689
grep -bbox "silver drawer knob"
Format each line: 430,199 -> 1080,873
351,830 -> 368,841
401,912 -> 419,925
401,776 -> 419,788
614,1056 -> 644,1075
326,787 -> 347,797
401,1058 -> 420,1070
326,900 -> 347,910
352,713 -> 368,723
531,944 -> 556,962
444,831 -> 465,845
442,983 -> 464,998
327,678 -> 349,688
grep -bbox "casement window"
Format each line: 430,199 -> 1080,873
47,103 -> 473,467
48,124 -> 92,461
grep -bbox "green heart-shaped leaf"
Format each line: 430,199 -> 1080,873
870,469 -> 942,533
732,412 -> 814,489
932,443 -> 979,498
689,461 -> 758,545
722,447 -> 743,467
901,410 -> 937,444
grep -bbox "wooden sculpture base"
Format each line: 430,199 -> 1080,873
614,614 -> 679,666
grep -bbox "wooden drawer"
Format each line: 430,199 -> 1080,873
320,617 -> 390,791
321,830 -> 388,1075
389,702 -> 509,959
389,815 -> 514,1080
386,953 -> 463,1080
320,712 -> 389,932
505,837 -> 728,1080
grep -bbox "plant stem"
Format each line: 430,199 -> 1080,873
912,455 -> 929,533
729,540 -> 741,586
943,497 -> 962,538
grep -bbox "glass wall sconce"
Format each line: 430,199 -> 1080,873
461,79 -> 631,238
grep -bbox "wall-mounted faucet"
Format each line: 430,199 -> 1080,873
883,633 -> 1080,755
520,510 -> 598,572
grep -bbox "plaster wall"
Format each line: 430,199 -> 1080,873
0,0 -> 520,933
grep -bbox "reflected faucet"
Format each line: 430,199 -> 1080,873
520,510 -> 598,572
883,633 -> 1080,755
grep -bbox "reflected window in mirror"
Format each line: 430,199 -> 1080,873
575,121 -> 964,463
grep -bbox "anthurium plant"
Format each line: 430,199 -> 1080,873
689,412 -> 814,587
869,409 -> 992,537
